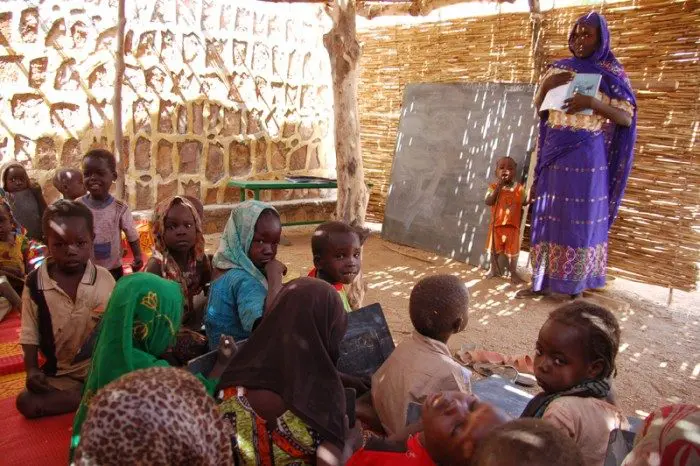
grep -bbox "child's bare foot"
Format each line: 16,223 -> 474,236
486,268 -> 502,279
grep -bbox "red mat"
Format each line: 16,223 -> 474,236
0,312 -> 23,377
0,311 -> 21,342
0,397 -> 73,466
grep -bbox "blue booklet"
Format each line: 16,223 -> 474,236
540,73 -> 602,116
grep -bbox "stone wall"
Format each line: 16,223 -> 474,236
0,0 -> 336,217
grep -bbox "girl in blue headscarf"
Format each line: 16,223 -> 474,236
518,12 -> 637,299
204,201 -> 287,348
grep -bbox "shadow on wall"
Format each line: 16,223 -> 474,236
0,0 -> 336,213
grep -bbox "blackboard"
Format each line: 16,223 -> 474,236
382,83 -> 538,267
472,375 -> 534,418
337,303 -> 395,379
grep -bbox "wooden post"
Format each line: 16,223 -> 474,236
324,0 -> 368,308
528,0 -> 544,79
113,0 -> 126,201
324,0 -> 368,225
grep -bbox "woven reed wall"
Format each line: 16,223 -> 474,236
357,0 -> 700,291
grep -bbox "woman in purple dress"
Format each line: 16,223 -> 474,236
518,12 -> 636,298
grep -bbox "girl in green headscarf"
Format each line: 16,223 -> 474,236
205,200 -> 287,349
70,273 -> 235,458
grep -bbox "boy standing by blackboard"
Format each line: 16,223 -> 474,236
484,156 -> 528,284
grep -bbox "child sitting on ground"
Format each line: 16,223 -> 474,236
146,196 -> 211,363
522,302 -> 628,466
2,162 -> 47,241
78,149 -> 143,281
348,392 -> 508,465
52,167 -> 86,201
309,221 -> 368,312
205,200 -> 286,348
0,200 -> 24,321
484,156 -> 527,284
367,274 -> 472,436
146,196 -> 211,329
473,418 -> 585,466
16,200 -> 115,419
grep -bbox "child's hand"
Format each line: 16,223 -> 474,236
527,187 -> 536,205
265,259 -> 287,278
216,335 -> 236,365
131,255 -> 144,272
29,179 -> 42,191
344,414 -> 364,454
26,368 -> 52,394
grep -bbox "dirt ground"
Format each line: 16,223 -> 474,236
207,226 -> 699,418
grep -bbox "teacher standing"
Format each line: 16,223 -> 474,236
518,12 -> 636,299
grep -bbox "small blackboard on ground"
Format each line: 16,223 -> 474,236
188,304 -> 394,380
472,375 -> 534,418
337,303 -> 395,379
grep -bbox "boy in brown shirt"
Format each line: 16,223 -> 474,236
16,200 -> 115,419
368,275 -> 472,435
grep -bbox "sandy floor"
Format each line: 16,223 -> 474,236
207,227 -> 699,418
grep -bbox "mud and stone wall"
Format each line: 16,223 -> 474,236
0,0 -> 336,225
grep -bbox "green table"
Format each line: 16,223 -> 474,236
228,179 -> 338,226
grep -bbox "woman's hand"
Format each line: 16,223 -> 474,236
563,93 -> 596,114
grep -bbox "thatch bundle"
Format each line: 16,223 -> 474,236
357,0 -> 699,290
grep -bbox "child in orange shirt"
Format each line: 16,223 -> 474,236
484,157 -> 528,284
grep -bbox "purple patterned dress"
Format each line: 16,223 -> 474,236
530,13 -> 637,295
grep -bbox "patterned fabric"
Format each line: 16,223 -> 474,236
530,241 -> 607,283
0,195 -> 45,274
70,273 -> 216,459
211,200 -> 277,286
622,404 -> 699,466
530,12 -> 636,295
307,268 -> 352,313
150,196 -> 210,322
219,386 -> 322,465
0,236 -> 24,276
74,367 -> 233,466
547,11 -> 637,225
521,378 -> 610,419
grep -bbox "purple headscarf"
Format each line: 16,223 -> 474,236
542,12 -> 637,227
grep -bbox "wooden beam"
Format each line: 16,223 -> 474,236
113,0 -> 126,201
